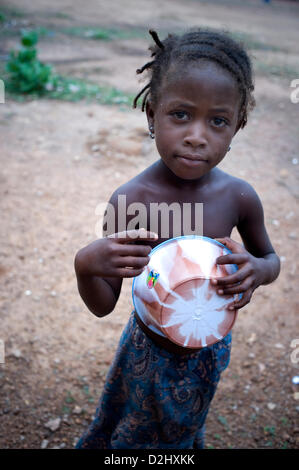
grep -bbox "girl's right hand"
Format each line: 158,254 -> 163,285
75,228 -> 159,279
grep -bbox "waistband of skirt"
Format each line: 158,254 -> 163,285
133,310 -> 202,356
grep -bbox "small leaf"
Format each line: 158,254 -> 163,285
21,30 -> 38,47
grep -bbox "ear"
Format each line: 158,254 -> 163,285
145,100 -> 155,130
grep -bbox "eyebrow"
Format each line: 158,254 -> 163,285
209,106 -> 234,113
166,101 -> 234,113
166,101 -> 195,109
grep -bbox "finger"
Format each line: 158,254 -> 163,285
115,267 -> 146,278
216,237 -> 245,254
210,280 -> 238,290
116,244 -> 153,257
215,282 -> 236,291
216,253 -> 249,265
108,228 -> 158,242
212,266 -> 251,286
217,278 -> 253,296
116,256 -> 150,269
228,289 -> 253,310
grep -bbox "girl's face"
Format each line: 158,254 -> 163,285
146,62 -> 241,181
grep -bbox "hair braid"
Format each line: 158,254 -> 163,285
133,28 -> 255,128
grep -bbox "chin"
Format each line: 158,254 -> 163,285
172,168 -> 207,181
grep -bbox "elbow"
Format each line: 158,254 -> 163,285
264,252 -> 281,284
74,248 -> 88,277
89,299 -> 115,318
275,254 -> 281,280
76,281 -> 115,318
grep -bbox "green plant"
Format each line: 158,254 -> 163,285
5,29 -> 52,93
65,391 -> 76,404
44,74 -> 133,105
217,415 -> 230,431
280,416 -> 289,426
264,425 -> 276,436
3,30 -> 134,106
63,26 -> 113,40
62,26 -> 146,41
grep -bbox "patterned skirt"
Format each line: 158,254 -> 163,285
75,311 -> 231,449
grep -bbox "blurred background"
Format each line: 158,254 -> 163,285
0,0 -> 298,449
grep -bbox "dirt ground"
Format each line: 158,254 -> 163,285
0,0 -> 299,450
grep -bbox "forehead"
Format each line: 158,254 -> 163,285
158,61 -> 241,109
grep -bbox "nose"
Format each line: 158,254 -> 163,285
183,121 -> 208,148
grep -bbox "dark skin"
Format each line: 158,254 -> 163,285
75,62 -> 280,348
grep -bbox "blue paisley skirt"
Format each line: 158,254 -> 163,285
75,311 -> 231,449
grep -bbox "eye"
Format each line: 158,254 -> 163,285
211,117 -> 228,128
171,110 -> 190,121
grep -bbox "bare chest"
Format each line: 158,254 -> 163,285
127,185 -> 239,245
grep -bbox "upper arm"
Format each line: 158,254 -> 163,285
100,182 -> 142,303
236,182 -> 275,258
100,188 -> 126,304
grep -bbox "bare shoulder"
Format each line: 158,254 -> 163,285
215,168 -> 256,193
230,175 -> 263,220
216,169 -> 273,255
216,169 -> 262,215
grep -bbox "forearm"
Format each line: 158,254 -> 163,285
257,252 -> 281,286
76,273 -> 117,318
74,250 -> 118,317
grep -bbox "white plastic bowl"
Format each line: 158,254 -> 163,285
132,235 -> 240,349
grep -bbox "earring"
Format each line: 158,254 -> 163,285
227,145 -> 231,152
149,126 -> 155,139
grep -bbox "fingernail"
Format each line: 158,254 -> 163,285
229,306 -> 234,310
218,289 -> 223,295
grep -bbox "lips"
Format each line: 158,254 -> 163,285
176,154 -> 208,166
178,154 -> 207,161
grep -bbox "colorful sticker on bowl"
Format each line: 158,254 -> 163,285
146,270 -> 160,289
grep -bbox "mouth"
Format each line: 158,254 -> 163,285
176,154 -> 208,166
178,154 -> 207,161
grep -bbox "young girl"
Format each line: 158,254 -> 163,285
74,28 -> 280,449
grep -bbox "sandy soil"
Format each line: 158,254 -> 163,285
0,0 -> 299,449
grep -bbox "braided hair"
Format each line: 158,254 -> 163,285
133,28 -> 255,129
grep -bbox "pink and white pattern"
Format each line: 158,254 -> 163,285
132,236 -> 239,349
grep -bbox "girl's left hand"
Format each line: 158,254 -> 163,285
211,237 -> 263,311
